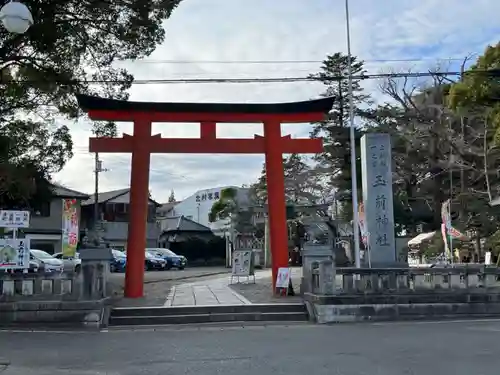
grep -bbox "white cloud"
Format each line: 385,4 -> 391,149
55,0 -> 500,202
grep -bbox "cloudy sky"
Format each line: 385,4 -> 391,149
54,0 -> 500,203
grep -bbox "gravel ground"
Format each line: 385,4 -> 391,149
229,269 -> 303,304
108,267 -> 230,307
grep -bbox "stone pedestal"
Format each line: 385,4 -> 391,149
301,244 -> 334,294
79,247 -> 113,300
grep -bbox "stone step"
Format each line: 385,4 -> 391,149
109,311 -> 308,326
111,303 -> 307,317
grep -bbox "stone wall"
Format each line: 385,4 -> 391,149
304,264 -> 500,324
0,272 -> 81,302
0,261 -> 109,328
312,266 -> 500,294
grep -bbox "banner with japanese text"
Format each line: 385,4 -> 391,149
62,199 -> 79,257
358,202 -> 368,247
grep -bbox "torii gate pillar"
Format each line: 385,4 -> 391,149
76,94 -> 334,298
263,121 -> 289,286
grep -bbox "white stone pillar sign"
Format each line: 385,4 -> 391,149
360,133 -> 396,266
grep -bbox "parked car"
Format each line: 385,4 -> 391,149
53,252 -> 82,273
110,249 -> 127,273
11,259 -> 40,274
146,248 -> 187,270
29,249 -> 63,273
145,251 -> 167,271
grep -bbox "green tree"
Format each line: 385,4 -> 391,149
168,189 -> 176,203
209,188 -> 237,223
209,187 -> 254,234
0,0 -> 181,208
308,53 -> 370,216
365,66 -> 500,243
448,43 -> 500,143
363,74 -> 457,232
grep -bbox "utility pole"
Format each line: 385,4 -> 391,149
94,153 -> 108,229
344,0 -> 361,268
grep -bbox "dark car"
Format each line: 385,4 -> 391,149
147,248 -> 187,270
110,249 -> 127,273
145,251 -> 167,271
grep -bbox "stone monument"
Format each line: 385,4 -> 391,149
360,133 -> 398,267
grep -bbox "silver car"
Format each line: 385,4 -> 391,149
30,249 -> 63,274
53,252 -> 82,273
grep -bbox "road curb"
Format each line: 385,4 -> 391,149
143,271 -> 230,285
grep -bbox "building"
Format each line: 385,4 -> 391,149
158,216 -> 214,248
81,188 -> 161,250
24,184 -> 89,254
157,201 -> 179,217
158,186 -> 251,236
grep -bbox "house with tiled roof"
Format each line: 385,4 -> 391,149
80,188 -> 161,250
24,183 -> 89,254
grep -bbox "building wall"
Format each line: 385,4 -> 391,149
164,186 -> 250,232
28,198 -> 83,254
29,199 -> 83,231
100,221 -> 160,246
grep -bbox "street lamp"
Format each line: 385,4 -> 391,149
344,0 -> 361,268
0,1 -> 33,34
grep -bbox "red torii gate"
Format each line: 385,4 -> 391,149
76,94 -> 334,298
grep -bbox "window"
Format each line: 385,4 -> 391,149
30,249 -> 54,259
31,201 -> 51,217
115,203 -> 127,213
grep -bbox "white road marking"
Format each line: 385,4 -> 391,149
163,286 -> 175,306
370,318 -> 500,326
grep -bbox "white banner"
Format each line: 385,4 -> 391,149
0,238 -> 30,269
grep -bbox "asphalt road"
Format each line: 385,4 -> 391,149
1,319 -> 499,374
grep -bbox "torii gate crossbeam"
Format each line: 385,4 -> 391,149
77,94 -> 334,298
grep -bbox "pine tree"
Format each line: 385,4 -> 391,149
168,190 -> 176,203
309,53 -> 370,218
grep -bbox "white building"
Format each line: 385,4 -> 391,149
158,186 -> 250,236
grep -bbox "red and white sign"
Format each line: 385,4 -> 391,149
276,267 -> 291,289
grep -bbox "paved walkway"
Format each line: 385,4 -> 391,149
164,270 -> 275,306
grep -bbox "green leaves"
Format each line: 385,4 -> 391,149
0,0 -> 182,208
208,188 -> 237,223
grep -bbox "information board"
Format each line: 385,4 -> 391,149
232,250 -> 254,277
276,267 -> 291,289
0,210 -> 30,228
0,239 -> 30,270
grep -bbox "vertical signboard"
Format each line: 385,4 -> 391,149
360,133 -> 396,266
0,238 -> 30,270
62,199 -> 79,257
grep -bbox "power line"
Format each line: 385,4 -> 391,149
3,68 -> 494,87
124,57 -> 472,65
35,69 -> 494,85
